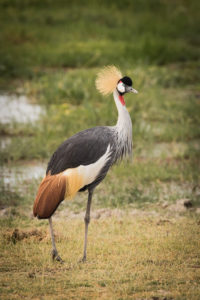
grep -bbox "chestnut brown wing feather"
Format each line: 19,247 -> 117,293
33,174 -> 66,219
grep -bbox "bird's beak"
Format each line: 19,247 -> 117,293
130,87 -> 138,94
126,86 -> 138,94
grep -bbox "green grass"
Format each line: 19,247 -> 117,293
0,0 -> 199,83
0,1 -> 199,211
1,64 -> 200,162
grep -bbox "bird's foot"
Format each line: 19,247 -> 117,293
55,255 -> 64,263
79,256 -> 86,263
51,249 -> 64,264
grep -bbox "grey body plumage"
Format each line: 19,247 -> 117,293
47,89 -> 133,192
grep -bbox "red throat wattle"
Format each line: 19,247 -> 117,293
119,95 -> 125,106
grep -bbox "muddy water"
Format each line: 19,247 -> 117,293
1,162 -> 46,188
0,136 -> 11,149
0,94 -> 44,124
0,94 -> 46,191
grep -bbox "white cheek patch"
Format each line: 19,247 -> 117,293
117,82 -> 125,93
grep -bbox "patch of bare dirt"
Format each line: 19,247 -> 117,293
3,228 -> 46,243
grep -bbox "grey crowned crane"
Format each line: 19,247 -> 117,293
33,66 -> 138,262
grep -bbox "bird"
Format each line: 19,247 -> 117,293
33,66 -> 138,262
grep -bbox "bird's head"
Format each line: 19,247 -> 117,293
96,66 -> 138,97
117,76 -> 138,95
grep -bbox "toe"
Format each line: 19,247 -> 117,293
56,255 -> 64,264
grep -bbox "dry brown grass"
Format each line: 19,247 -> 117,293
0,215 -> 200,299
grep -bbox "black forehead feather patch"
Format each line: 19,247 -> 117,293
120,76 -> 132,86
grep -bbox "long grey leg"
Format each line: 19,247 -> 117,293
49,217 -> 64,263
82,189 -> 94,262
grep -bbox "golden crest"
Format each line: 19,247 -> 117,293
96,65 -> 122,95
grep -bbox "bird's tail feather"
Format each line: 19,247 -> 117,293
33,173 -> 66,219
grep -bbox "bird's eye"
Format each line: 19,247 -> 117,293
117,81 -> 125,93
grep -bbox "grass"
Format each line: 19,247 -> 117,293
0,0 -> 200,298
1,64 -> 200,162
0,0 -> 199,84
0,216 -> 200,299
